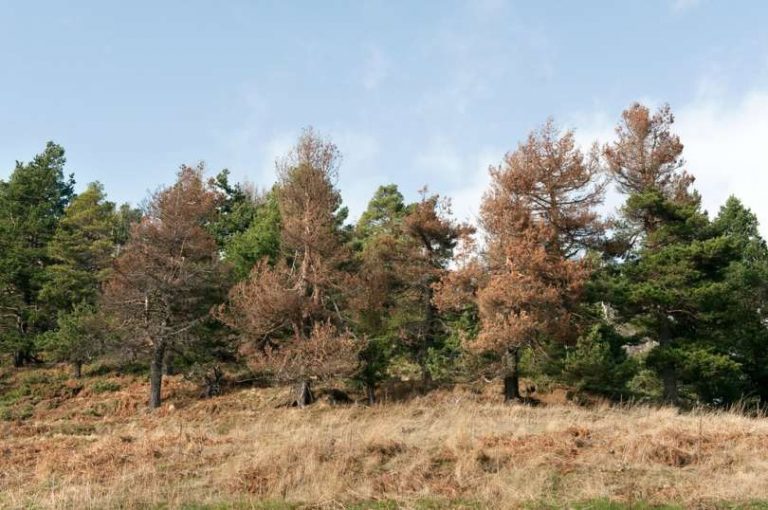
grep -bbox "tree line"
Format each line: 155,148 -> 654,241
2,102 -> 767,410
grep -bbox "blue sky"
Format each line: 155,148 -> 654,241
2,0 -> 768,228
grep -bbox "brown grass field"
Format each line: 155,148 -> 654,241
2,366 -> 768,509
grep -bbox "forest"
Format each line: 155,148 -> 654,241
2,101 -> 767,412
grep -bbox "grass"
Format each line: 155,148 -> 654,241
2,365 -> 768,509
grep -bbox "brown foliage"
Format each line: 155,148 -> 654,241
103,165 -> 228,407
219,259 -> 309,346
104,165 -> 225,335
400,191 -> 474,336
485,119 -> 606,258
437,120 -> 603,383
220,129 -> 359,386
276,128 -> 348,306
249,321 -> 361,382
604,102 -> 694,201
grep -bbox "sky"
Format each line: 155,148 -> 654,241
1,0 -> 768,230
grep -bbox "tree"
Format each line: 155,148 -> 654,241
0,142 -> 74,366
491,119 -> 607,257
39,303 -> 113,378
37,182 -> 118,375
41,182 -> 118,310
603,103 -> 695,249
355,184 -> 407,243
350,185 -> 408,402
437,121 -> 604,401
113,203 -> 142,253
599,205 -> 747,404
104,165 -> 228,408
223,190 -> 281,279
596,103 -> 767,405
600,103 -> 710,403
208,168 -> 261,248
399,191 -> 473,383
709,197 -> 768,403
219,129 -> 358,407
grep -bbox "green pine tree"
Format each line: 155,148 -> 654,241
0,142 -> 74,366
41,182 -> 118,309
710,197 -> 768,403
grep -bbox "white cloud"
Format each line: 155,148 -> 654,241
447,149 -> 498,224
332,130 -> 382,221
416,3 -> 555,118
414,136 -> 464,182
259,133 -> 296,182
566,88 -> 768,235
677,90 -> 768,228
414,137 -> 501,224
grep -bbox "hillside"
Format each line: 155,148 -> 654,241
2,366 -> 768,509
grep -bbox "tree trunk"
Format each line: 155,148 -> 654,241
366,382 -> 376,405
164,352 -> 176,376
149,342 -> 166,409
420,286 -> 437,388
659,314 -> 678,404
295,379 -> 314,408
12,351 -> 24,368
503,347 -> 521,402
662,370 -> 678,404
421,364 -> 433,387
72,361 -> 82,379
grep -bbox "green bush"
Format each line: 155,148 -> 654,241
91,380 -> 121,394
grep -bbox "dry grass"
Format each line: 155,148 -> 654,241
2,367 -> 768,509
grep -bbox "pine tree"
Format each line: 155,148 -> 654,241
437,121 -> 603,401
399,191 -> 473,383
600,103 -> 749,404
104,165 -> 229,408
41,182 -> 118,310
219,129 -> 359,407
37,182 -> 118,376
711,197 -> 768,403
223,190 -> 281,279
351,185 -> 406,402
0,142 -> 74,366
39,303 -> 113,378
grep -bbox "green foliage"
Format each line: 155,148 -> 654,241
1,113 -> 767,412
0,142 -> 75,364
91,380 -> 121,393
38,304 -> 114,373
560,323 -> 638,399
350,185 -> 409,388
626,368 -> 663,400
425,308 -> 478,381
357,335 -> 395,389
224,191 -> 281,279
113,202 -> 142,247
710,197 -> 768,402
41,182 -> 118,309
355,184 -> 406,245
209,169 -> 261,246
597,185 -> 768,406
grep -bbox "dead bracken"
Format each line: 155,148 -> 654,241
3,367 -> 768,509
